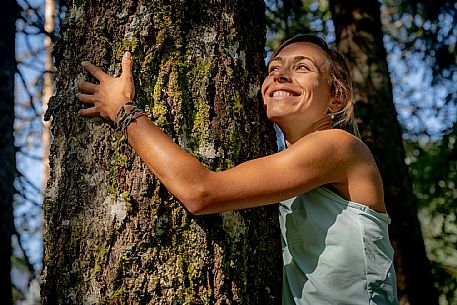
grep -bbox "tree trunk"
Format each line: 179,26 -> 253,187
0,1 -> 17,304
329,1 -> 438,304
42,0 -> 282,304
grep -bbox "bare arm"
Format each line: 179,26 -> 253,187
123,116 -> 346,214
77,53 -> 360,214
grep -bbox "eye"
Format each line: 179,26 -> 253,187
296,64 -> 310,71
268,65 -> 280,74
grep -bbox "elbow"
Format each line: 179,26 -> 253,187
179,185 -> 211,216
183,199 -> 209,216
186,202 -> 205,215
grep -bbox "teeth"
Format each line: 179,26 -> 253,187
273,90 -> 293,97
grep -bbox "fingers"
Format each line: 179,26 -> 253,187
78,81 -> 98,94
77,94 -> 102,117
81,61 -> 108,81
77,93 -> 97,104
121,51 -> 133,80
79,107 -> 99,117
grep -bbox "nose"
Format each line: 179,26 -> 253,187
273,68 -> 291,82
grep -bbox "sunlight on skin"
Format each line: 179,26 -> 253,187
261,42 -> 339,145
77,43 -> 386,215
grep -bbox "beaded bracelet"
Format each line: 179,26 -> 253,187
114,100 -> 147,142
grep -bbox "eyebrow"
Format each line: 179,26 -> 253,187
269,55 -> 321,70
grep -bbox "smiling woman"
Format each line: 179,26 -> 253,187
77,34 -> 399,304
266,35 -> 357,137
262,42 -> 337,141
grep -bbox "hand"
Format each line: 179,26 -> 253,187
77,51 -> 135,121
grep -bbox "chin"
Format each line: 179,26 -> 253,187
266,112 -> 287,125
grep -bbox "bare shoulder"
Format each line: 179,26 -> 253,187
283,128 -> 373,188
294,128 -> 373,163
304,128 -> 380,174
298,129 -> 385,211
324,129 -> 374,160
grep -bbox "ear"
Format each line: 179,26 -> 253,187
328,97 -> 344,113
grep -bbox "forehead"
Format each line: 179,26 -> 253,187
271,42 -> 328,65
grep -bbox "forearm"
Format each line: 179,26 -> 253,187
125,115 -> 210,213
77,55 -> 213,213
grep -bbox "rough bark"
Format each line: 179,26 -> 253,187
42,0 -> 281,304
329,1 -> 438,304
0,1 -> 17,304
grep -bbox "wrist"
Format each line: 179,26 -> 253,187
113,100 -> 134,123
114,100 -> 148,143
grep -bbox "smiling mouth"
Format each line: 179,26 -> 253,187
270,90 -> 300,97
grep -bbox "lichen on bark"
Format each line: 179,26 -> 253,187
42,1 -> 281,304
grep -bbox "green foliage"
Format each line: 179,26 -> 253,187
406,123 -> 457,305
382,0 -> 457,137
383,0 -> 456,78
265,0 -> 333,53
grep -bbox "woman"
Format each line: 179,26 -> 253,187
77,34 -> 399,304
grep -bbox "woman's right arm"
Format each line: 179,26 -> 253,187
77,53 -> 354,215
122,116 -> 349,214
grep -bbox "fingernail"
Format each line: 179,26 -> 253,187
81,61 -> 88,66
123,51 -> 131,59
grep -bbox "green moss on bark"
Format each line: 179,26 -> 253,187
43,1 -> 280,304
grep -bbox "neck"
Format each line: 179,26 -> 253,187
280,115 -> 332,146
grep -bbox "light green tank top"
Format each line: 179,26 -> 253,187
279,186 -> 399,305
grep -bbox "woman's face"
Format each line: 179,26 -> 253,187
261,42 -> 333,127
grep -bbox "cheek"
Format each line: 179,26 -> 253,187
260,83 -> 268,108
261,74 -> 274,93
260,90 -> 266,109
260,78 -> 268,96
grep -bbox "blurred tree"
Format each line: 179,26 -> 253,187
42,0 -> 281,304
11,0 -> 67,302
265,0 -> 333,52
0,1 -> 18,304
382,0 -> 456,137
406,123 -> 457,305
383,1 -> 457,303
42,0 -> 55,187
329,0 -> 438,304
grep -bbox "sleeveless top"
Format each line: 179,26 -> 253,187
279,186 -> 400,305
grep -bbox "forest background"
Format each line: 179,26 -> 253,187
1,0 -> 455,304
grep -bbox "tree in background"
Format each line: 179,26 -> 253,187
42,0 -> 55,187
329,0 -> 438,304
42,0 -> 281,304
11,0 -> 67,303
265,0 -> 333,52
383,1 -> 457,303
0,1 -> 18,304
405,123 -> 457,305
383,0 -> 456,138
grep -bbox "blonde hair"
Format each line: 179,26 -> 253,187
269,34 -> 359,137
